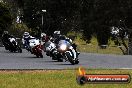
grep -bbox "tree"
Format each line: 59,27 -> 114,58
3,0 -> 132,54
13,0 -> 81,37
80,0 -> 132,54
0,2 -> 12,37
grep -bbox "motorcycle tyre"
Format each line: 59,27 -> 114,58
65,52 -> 75,65
17,46 -> 22,53
57,58 -> 63,62
75,59 -> 79,64
36,53 -> 43,58
40,53 -> 43,58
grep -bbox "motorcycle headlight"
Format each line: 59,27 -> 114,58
60,44 -> 67,51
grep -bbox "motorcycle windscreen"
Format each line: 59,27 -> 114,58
58,40 -> 70,46
29,39 -> 40,47
45,41 -> 56,51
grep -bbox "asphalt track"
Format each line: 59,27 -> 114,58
0,47 -> 132,69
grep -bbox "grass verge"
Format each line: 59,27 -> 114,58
74,35 -> 126,55
0,69 -> 131,88
67,31 -> 128,55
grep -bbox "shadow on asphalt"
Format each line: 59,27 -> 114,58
0,49 -> 10,53
44,60 -> 61,62
55,63 -> 75,65
0,50 -> 22,54
22,56 -> 40,59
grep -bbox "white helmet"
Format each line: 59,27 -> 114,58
41,33 -> 46,37
23,32 -> 30,38
54,31 -> 60,34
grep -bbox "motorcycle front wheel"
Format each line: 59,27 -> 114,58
65,52 -> 75,65
40,53 -> 43,58
75,59 -> 79,64
57,58 -> 63,62
36,53 -> 43,58
17,46 -> 22,53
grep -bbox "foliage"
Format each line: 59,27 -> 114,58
19,0 -> 81,37
8,23 -> 31,38
0,2 -> 12,37
3,0 -> 132,54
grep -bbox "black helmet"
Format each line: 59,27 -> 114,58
3,31 -> 8,34
59,35 -> 66,40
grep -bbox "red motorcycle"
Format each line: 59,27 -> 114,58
32,44 -> 43,58
29,38 -> 43,58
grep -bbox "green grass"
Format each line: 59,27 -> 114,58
0,70 -> 131,88
74,35 -> 126,55
67,31 -> 128,55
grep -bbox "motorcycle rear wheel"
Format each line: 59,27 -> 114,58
17,47 -> 22,53
58,58 -> 63,62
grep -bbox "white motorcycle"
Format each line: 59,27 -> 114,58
57,40 -> 79,65
44,40 -> 63,61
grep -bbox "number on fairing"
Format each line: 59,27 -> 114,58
47,44 -> 53,51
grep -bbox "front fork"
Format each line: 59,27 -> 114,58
64,50 -> 76,62
66,47 -> 77,59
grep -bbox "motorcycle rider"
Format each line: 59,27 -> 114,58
22,32 -> 34,51
2,31 -> 22,52
41,33 -> 50,43
53,31 -> 80,55
22,32 -> 29,46
2,31 -> 13,49
41,33 -> 51,52
2,31 -> 11,42
22,32 -> 40,53
53,31 -> 65,44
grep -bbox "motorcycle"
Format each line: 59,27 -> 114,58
44,41 -> 56,56
29,38 -> 43,58
44,40 -> 63,62
3,37 -> 22,53
57,40 -> 79,65
22,38 -> 32,52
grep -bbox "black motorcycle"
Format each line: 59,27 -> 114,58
3,37 -> 22,53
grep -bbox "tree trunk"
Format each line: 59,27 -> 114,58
128,33 -> 132,55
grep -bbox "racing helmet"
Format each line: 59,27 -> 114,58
41,33 -> 46,37
53,31 -> 60,38
54,31 -> 60,35
3,31 -> 8,34
23,32 -> 30,38
59,35 -> 66,40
